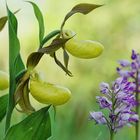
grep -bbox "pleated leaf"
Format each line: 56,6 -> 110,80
5,6 -> 25,131
4,106 -> 51,140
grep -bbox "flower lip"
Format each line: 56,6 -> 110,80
89,111 -> 107,124
99,82 -> 110,94
96,96 -> 112,109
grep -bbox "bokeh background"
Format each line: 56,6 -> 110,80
0,0 -> 140,140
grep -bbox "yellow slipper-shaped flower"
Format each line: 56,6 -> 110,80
0,71 -> 9,90
65,38 -> 104,59
30,74 -> 71,106
62,30 -> 104,59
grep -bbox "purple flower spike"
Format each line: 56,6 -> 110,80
90,112 -> 107,124
90,73 -> 138,133
117,50 -> 140,80
90,50 -> 139,136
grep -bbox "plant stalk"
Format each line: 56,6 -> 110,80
135,71 -> 139,140
110,130 -> 114,140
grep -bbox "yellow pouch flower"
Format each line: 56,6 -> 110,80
0,71 -> 9,90
65,38 -> 104,59
30,74 -> 71,106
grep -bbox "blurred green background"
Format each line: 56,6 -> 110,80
0,0 -> 140,140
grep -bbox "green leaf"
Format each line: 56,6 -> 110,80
0,16 -> 7,32
14,54 -> 25,75
49,106 -> 56,137
0,9 -> 20,32
40,30 -> 60,48
4,106 -> 51,140
61,3 -> 102,31
6,7 -> 25,131
28,1 -> 45,46
0,94 -> 8,122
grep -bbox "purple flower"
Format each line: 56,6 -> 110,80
116,69 -> 132,78
117,112 -> 139,129
113,77 -> 135,94
114,104 -> 130,114
96,96 -> 112,109
90,75 -> 138,133
90,112 -> 107,124
131,50 -> 137,60
118,60 -> 130,67
90,50 -> 140,136
99,82 -> 110,94
129,114 -> 139,122
117,50 -> 140,79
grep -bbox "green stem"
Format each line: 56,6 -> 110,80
135,71 -> 139,140
109,90 -> 115,140
136,104 -> 139,140
110,130 -> 114,140
39,30 -> 60,49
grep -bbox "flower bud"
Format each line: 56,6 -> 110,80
65,38 -> 104,59
30,76 -> 71,106
0,71 -> 9,90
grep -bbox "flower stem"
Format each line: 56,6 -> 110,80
135,96 -> 139,140
135,71 -> 139,140
110,130 -> 114,140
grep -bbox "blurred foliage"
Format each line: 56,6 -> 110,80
0,0 -> 140,140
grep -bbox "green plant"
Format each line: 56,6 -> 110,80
0,2 -> 103,139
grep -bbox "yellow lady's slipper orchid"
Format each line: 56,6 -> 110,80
0,71 -> 9,90
30,75 -> 71,106
62,30 -> 104,59
65,38 -> 104,59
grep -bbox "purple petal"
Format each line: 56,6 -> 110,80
118,60 -> 131,67
131,50 -> 137,60
89,112 -> 107,124
99,82 -> 110,94
96,96 -> 112,109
